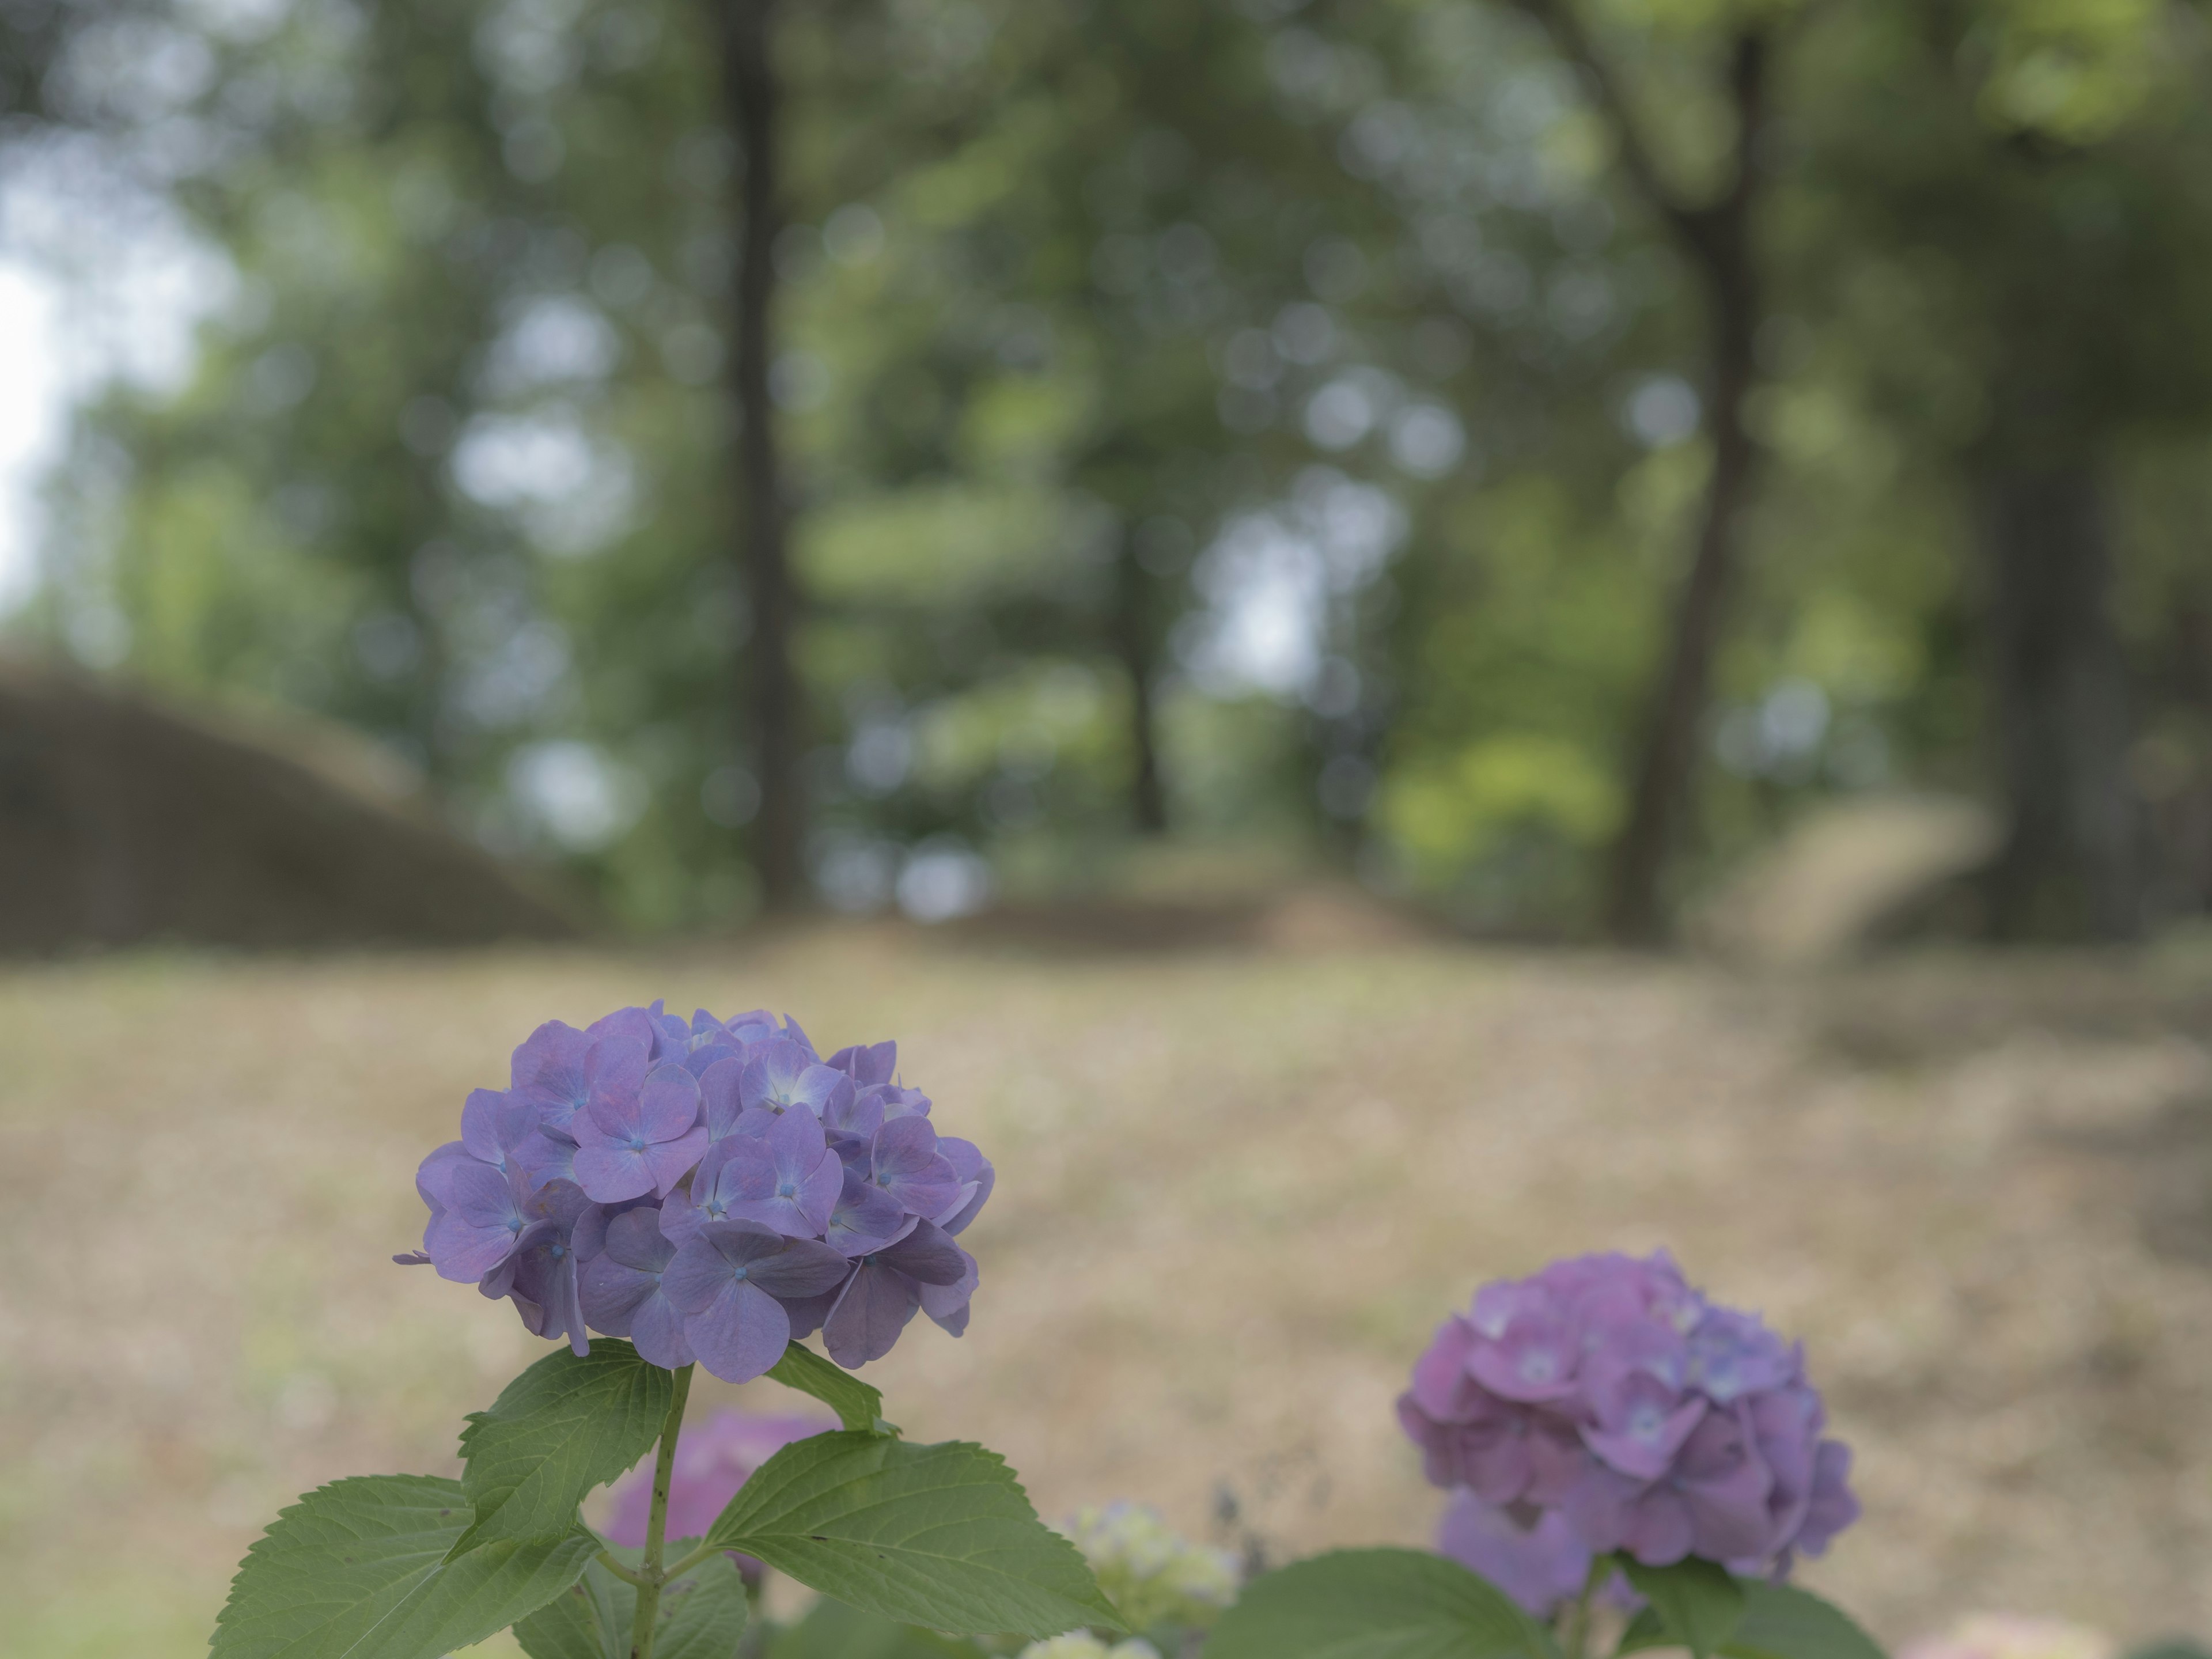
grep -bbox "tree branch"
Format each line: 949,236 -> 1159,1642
1509,0 -> 1699,233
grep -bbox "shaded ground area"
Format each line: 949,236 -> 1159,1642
0,659 -> 577,953
3,932 -> 2209,1656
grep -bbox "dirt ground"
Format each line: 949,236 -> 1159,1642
3,929 -> 2209,1657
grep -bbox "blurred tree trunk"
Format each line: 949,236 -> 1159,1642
718,0 -> 808,911
1605,154 -> 1762,946
1112,531 -> 1169,836
1516,4 -> 1771,944
1978,460 -> 2144,938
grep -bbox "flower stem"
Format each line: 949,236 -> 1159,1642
1562,1552 -> 1612,1659
595,1548 -> 652,1589
630,1362 -> 695,1659
660,1540 -> 721,1584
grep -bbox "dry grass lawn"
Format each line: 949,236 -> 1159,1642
3,927 -> 2210,1656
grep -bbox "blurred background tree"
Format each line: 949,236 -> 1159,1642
3,0 -> 2208,944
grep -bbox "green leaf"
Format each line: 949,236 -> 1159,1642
1722,1582 -> 1887,1659
766,1594 -> 989,1659
210,1474 -> 594,1659
1618,1609 -> 1673,1656
512,1554 -> 638,1659
766,1339 -> 897,1435
652,1552 -> 752,1659
706,1431 -> 1122,1638
454,1340 -> 675,1552
1204,1548 -> 1557,1659
1620,1558 -> 1746,1659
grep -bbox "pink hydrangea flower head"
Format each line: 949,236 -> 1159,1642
606,1408 -> 835,1557
1400,1251 -> 1858,1575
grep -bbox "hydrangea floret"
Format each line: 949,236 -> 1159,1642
1060,1502 -> 1241,1634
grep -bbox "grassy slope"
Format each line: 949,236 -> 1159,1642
2,930 -> 2208,1655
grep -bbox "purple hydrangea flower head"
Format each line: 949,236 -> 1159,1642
605,1408 -> 834,1562
573,1063 -> 710,1203
664,1219 -> 852,1382
404,1002 -> 990,1374
1400,1251 -> 1858,1577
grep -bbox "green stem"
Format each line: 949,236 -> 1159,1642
1562,1552 -> 1612,1659
630,1363 -> 695,1659
595,1548 -> 652,1589
660,1540 -> 721,1584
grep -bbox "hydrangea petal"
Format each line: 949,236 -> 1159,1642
822,1259 -> 921,1368
828,1040 -> 896,1086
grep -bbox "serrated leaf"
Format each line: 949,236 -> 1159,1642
512,1553 -> 638,1659
706,1432 -> 1122,1638
343,1528 -> 599,1658
1620,1559 -> 1746,1659
652,1552 -> 752,1659
1722,1582 -> 1887,1659
210,1474 -> 595,1659
1204,1548 -> 1558,1659
766,1594 -> 990,1659
455,1340 -> 675,1552
766,1340 -> 897,1435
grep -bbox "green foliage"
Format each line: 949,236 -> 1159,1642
512,1553 -> 638,1659
454,1340 -> 675,1552
1620,1580 -> 1885,1659
1203,1548 -> 1556,1659
766,1339 -> 897,1436
25,0 -> 2212,935
209,1474 -> 594,1659
1619,1556 -> 1747,1659
648,1553 -> 753,1659
512,1547 -> 748,1659
766,1593 -> 987,1659
707,1431 -> 1123,1638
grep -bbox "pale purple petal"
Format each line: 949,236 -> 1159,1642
510,1020 -> 593,1129
828,1040 -> 896,1086
685,1277 -> 794,1382
744,1236 -> 851,1299
870,1117 -> 961,1217
823,1260 -> 920,1368
878,1219 -> 967,1287
827,1169 -> 908,1255
573,1141 -> 656,1204
638,1066 -> 704,1143
932,1138 -> 994,1235
586,1033 -> 650,1112
699,1056 -> 748,1140
416,1141 -> 474,1212
643,1127 -> 710,1198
